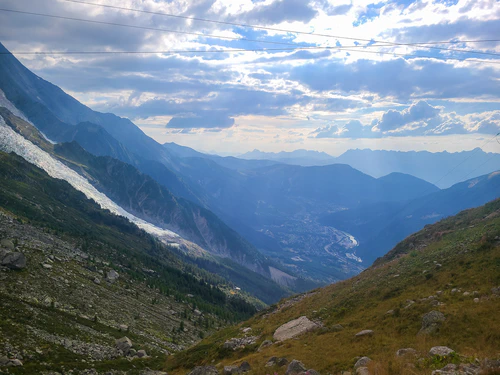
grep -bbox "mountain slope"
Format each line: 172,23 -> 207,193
336,148 -> 500,188
167,199 -> 500,375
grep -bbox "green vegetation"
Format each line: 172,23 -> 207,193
0,151 -> 256,321
166,199 -> 500,375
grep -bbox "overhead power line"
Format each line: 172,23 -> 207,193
60,0 -> 500,49
2,7 -> 500,59
2,46 -> 500,65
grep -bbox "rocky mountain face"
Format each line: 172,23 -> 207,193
166,199 -> 500,375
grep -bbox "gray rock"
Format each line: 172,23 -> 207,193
258,340 -> 273,352
0,239 -> 14,250
286,360 -> 307,375
419,311 -> 445,335
6,359 -> 23,367
223,366 -> 240,375
115,336 -> 133,355
239,361 -> 251,372
137,349 -> 147,358
129,348 -> 137,357
187,366 -> 219,375
106,269 -> 119,283
492,286 -> 500,295
331,324 -> 344,331
93,277 -> 101,285
274,316 -> 319,341
1,252 -> 26,270
354,357 -> 371,369
355,330 -> 374,337
0,356 -> 10,366
265,357 -> 278,367
429,346 -> 454,357
396,348 -> 417,357
241,327 -> 252,333
223,336 -> 257,350
119,324 -> 128,331
277,358 -> 289,367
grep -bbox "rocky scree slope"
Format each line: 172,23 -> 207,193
166,199 -> 500,375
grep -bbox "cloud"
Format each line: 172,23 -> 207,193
312,120 -> 380,139
238,0 -> 318,24
375,101 -> 440,131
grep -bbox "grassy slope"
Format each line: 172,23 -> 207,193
166,199 -> 500,375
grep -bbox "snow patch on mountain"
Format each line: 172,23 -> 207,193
0,114 -> 180,241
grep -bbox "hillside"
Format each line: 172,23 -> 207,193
0,150 -> 266,373
166,199 -> 500,375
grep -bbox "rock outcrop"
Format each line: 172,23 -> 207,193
286,360 -> 307,375
419,311 -> 445,335
273,316 -> 319,341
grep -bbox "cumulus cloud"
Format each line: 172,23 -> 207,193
312,120 -> 380,138
238,0 -> 318,24
375,101 -> 440,132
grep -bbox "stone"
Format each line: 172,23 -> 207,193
115,336 -> 133,355
223,336 -> 257,350
396,348 -> 417,357
129,349 -> 137,357
355,330 -> 374,337
258,340 -> 272,352
463,292 -> 470,297
93,277 -> 101,285
355,368 -> 370,375
239,361 -> 251,372
492,286 -> 500,295
0,356 -> 10,366
42,263 -> 53,269
137,349 -> 147,358
273,316 -> 319,341
7,359 -> 23,367
242,327 -> 252,333
277,358 -> 289,367
187,366 -> 219,375
119,324 -> 128,331
106,269 -> 120,283
429,346 -> 454,357
0,239 -> 14,250
223,366 -> 240,375
286,360 -> 307,375
354,357 -> 371,369
265,357 -> 277,367
1,252 -> 26,270
419,311 -> 445,335
331,324 -> 344,331
474,298 -> 479,303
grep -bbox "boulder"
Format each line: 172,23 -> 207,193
106,269 -> 120,283
223,336 -> 257,350
355,330 -> 373,337
419,311 -> 445,335
265,357 -> 277,367
1,252 -> 26,270
286,360 -> 307,375
331,324 -> 344,331
239,361 -> 251,372
429,346 -> 454,357
119,324 -> 128,332
0,239 -> 14,250
116,336 -> 133,355
187,366 -> 219,375
396,348 -> 417,357
278,358 -> 289,367
7,359 -> 23,367
137,349 -> 147,358
258,340 -> 273,352
354,357 -> 371,369
274,316 -> 319,341
0,356 -> 9,366
242,327 -> 252,333
129,348 -> 137,357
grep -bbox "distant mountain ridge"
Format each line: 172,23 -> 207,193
239,149 -> 336,166
335,148 -> 500,188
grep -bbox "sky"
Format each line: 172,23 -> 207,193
1,0 -> 500,156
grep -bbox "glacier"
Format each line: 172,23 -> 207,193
0,113 -> 180,241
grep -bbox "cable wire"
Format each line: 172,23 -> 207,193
2,7 -> 500,59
